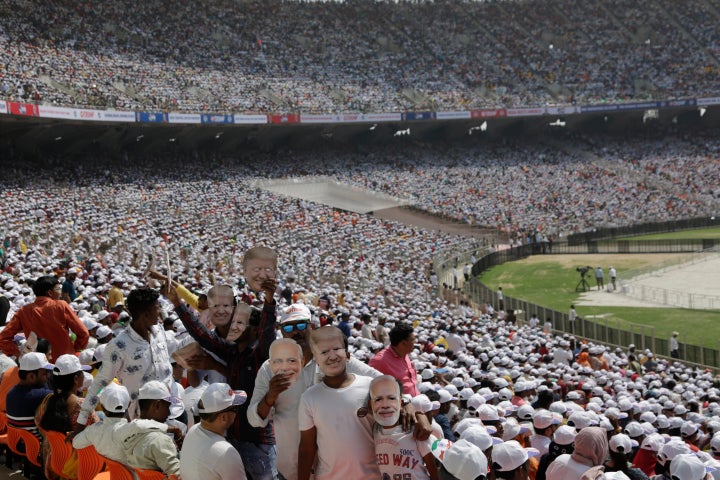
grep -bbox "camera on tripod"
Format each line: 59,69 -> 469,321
576,266 -> 591,277
575,266 -> 592,291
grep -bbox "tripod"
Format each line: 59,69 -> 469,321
575,275 -> 591,292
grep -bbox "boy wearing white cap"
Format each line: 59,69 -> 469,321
115,380 -> 182,476
180,383 -> 247,480
72,382 -> 131,463
433,439 -> 488,480
491,440 -> 539,480
371,375 -> 439,480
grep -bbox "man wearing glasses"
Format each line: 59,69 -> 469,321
248,303 -> 380,480
167,269 -> 278,480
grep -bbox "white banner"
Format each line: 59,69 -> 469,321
0,101 -> 6,115
340,113 -> 402,123
168,113 -> 201,124
506,108 -> 546,117
697,97 -> 720,106
436,111 -> 471,120
38,105 -> 75,119
545,106 -> 579,115
95,110 -> 136,122
234,114 -> 268,124
300,114 -> 342,124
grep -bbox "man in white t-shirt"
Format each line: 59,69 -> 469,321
248,305 -> 382,480
298,326 -> 378,480
371,375 -> 438,480
445,326 -> 466,355
180,383 -> 246,480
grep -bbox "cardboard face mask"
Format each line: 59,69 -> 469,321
226,303 -> 251,342
243,249 -> 278,292
269,341 -> 303,386
371,379 -> 402,427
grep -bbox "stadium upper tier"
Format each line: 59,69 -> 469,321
1,0 -> 720,114
0,134 -> 718,237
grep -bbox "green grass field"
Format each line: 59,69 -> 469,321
478,252 -> 720,350
621,227 -> 720,240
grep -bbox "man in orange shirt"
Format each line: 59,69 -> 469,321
0,276 -> 89,362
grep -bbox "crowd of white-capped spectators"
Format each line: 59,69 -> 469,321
1,0 -> 719,114
2,135 -> 720,479
0,133 -> 718,240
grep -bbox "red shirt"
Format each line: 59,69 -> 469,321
369,346 -> 419,396
0,296 -> 89,362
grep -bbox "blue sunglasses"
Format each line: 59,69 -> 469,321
282,322 -> 309,333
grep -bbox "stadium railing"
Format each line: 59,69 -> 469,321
449,240 -> 720,370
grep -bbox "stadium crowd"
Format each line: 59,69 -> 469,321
1,134 -> 718,239
0,135 -> 718,479
1,0 -> 720,113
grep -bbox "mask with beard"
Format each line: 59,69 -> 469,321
374,407 -> 401,427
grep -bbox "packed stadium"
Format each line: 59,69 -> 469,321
1,1 -> 720,479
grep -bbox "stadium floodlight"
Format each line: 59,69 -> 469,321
699,107 -> 707,117
549,118 -> 566,127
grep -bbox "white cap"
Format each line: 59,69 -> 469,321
476,404 -> 500,421
78,349 -> 96,366
198,383 -> 247,414
517,404 -> 535,421
280,303 -> 311,324
609,433 -> 638,454
657,440 -> 691,465
19,352 -> 53,372
96,325 -> 113,339
498,388 -> 513,401
53,354 -> 91,376
438,389 -> 456,404
710,433 -> 720,455
138,380 -> 181,404
641,433 -> 665,452
502,417 -> 530,441
436,439 -> 487,480
461,426 -> 502,451
623,422 -> 644,439
567,411 -> 594,430
99,383 -> 131,412
533,409 -> 560,429
553,425 -> 577,445
467,394 -> 486,412
669,453 -> 709,480
491,440 -> 539,472
82,318 -> 99,330
411,395 -> 433,414
681,422 -> 699,438
458,387 -> 474,401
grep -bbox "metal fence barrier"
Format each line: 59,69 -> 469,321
432,240 -> 720,370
